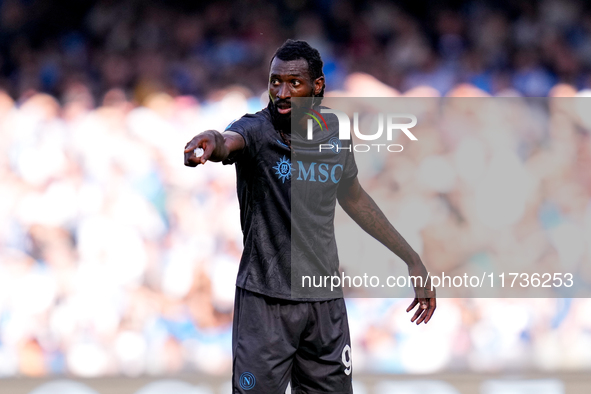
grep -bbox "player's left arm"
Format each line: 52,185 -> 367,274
337,176 -> 436,324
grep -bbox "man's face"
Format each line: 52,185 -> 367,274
268,58 -> 323,120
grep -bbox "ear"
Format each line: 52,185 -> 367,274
314,75 -> 325,96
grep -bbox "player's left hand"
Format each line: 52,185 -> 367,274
406,263 -> 436,325
406,295 -> 436,325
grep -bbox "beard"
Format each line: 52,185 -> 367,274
268,100 -> 291,134
268,96 -> 315,135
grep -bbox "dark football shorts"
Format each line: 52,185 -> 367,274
232,287 -> 353,393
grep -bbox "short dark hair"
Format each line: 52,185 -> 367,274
271,39 -> 325,97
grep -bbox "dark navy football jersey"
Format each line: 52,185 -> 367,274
224,104 -> 358,300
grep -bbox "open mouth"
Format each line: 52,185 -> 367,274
276,102 -> 291,115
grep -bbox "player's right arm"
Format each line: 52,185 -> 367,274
183,130 -> 245,166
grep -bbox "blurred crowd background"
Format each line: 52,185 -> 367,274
1,0 -> 591,381
5,0 -> 591,100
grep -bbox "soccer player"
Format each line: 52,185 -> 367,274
184,39 -> 435,394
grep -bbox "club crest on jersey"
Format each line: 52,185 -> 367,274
273,156 -> 292,183
328,137 -> 341,154
239,372 -> 256,390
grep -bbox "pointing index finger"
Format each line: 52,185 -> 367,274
184,144 -> 198,153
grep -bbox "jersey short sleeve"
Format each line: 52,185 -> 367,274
222,113 -> 267,165
339,141 -> 359,186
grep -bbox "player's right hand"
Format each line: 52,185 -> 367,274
184,130 -> 218,166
